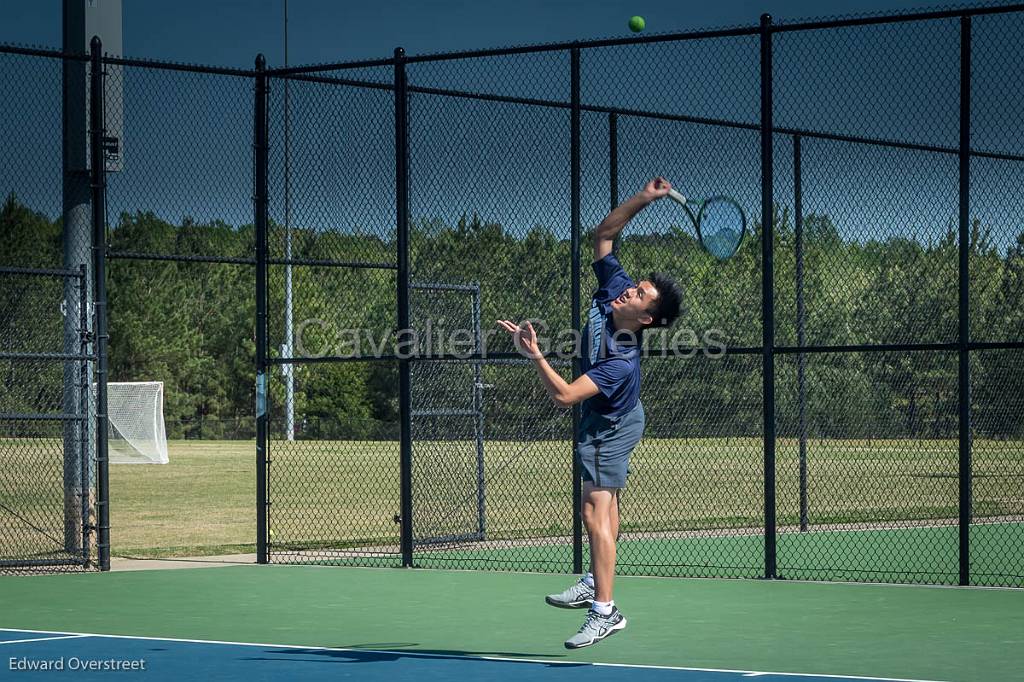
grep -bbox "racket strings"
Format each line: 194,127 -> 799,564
696,197 -> 747,260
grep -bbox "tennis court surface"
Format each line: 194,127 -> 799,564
2,565 -> 1021,681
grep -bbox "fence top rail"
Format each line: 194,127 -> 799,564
266,2 -> 1021,76
278,75 -> 1024,163
268,25 -> 758,76
100,53 -> 255,78
268,55 -> 399,77
772,2 -> 1024,32
0,42 -> 255,77
275,72 -> 394,92
0,42 -> 88,61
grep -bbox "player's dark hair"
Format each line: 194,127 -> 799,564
645,272 -> 684,329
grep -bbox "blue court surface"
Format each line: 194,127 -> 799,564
1,628 -> 943,682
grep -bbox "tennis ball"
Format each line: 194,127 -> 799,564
269,529 -> 275,539
629,16 -> 645,32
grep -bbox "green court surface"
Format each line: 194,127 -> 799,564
1,565 -> 1022,682
418,523 -> 1024,585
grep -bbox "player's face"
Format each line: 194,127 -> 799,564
610,280 -> 659,324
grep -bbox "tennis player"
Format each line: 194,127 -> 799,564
498,177 -> 683,649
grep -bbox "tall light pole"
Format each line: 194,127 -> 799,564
283,0 -> 295,440
62,0 -> 123,556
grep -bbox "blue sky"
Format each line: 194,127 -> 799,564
3,0 -> 966,67
1,0 -> 1021,262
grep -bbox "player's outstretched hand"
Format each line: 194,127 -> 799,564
497,319 -> 542,359
643,176 -> 672,200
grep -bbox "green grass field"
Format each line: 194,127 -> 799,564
2,437 -> 1022,583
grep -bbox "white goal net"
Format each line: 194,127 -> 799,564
103,381 -> 169,464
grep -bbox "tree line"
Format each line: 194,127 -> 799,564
2,192 -> 1021,441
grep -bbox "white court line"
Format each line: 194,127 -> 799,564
0,634 -> 88,645
0,627 -> 949,682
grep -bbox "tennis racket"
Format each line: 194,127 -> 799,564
665,188 -> 747,260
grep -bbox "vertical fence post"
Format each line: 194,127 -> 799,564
760,13 -> 777,580
254,54 -> 270,565
609,112 -> 618,211
794,135 -> 808,533
88,37 -> 111,572
395,47 -> 415,568
958,15 -> 972,587
570,46 -> 584,574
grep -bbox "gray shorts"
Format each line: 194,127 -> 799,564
576,401 -> 645,489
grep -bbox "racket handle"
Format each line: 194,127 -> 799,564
666,188 -> 688,206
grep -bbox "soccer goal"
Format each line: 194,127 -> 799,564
104,381 -> 169,464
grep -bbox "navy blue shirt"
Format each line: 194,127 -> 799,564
580,253 -> 641,417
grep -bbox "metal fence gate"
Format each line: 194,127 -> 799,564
0,266 -> 96,571
409,282 -> 487,548
0,41 -> 110,574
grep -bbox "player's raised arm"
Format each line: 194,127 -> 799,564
592,177 -> 672,262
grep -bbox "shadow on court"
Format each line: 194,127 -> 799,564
242,642 -> 579,668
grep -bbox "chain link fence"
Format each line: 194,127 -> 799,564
0,47 -> 98,572
2,3 -> 1021,585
